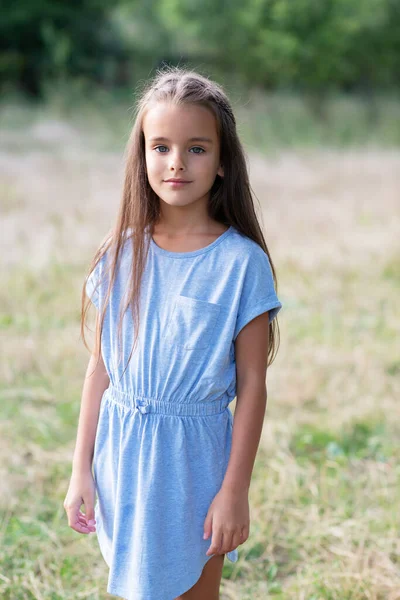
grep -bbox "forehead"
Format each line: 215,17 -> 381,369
142,102 -> 219,141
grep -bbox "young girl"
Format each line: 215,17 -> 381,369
64,66 -> 282,600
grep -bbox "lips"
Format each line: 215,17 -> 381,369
164,179 -> 191,183
164,179 -> 192,188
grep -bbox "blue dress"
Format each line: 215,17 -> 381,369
85,225 -> 282,600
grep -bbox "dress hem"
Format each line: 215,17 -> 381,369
106,553 -> 235,600
96,521 -> 238,600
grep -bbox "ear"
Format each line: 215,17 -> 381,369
217,164 -> 224,178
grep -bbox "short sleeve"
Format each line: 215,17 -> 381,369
85,256 -> 104,311
233,247 -> 282,341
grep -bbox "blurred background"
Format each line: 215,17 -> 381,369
1,1 -> 399,598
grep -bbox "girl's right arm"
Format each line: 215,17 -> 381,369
64,313 -> 110,534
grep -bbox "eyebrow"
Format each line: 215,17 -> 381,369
148,136 -> 214,144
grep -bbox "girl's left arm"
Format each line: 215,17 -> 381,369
222,311 -> 270,493
203,311 -> 270,555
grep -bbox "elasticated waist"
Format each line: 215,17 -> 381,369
103,385 -> 230,417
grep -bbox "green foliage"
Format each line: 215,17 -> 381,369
1,0 -> 400,97
157,0 -> 400,92
0,0 -> 129,96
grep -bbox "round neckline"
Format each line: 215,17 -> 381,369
150,226 -> 234,258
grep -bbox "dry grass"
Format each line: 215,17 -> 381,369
0,108 -> 399,599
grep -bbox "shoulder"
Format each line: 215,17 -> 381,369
228,227 -> 266,253
226,227 -> 272,266
227,227 -> 278,300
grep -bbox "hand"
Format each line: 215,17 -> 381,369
63,469 -> 97,534
203,487 -> 250,556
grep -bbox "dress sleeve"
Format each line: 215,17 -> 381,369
233,247 -> 282,341
85,256 -> 104,311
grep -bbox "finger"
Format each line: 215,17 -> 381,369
83,506 -> 95,522
241,524 -> 249,542
78,514 -> 94,526
206,528 -> 222,556
79,510 -> 96,524
73,513 -> 96,531
70,520 -> 96,534
208,532 -> 222,556
221,530 -> 234,554
231,530 -> 242,551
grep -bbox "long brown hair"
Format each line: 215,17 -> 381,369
81,65 -> 281,376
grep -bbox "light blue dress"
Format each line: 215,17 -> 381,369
85,225 -> 282,600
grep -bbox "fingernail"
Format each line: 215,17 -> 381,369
88,519 -> 95,525
203,533 -> 207,539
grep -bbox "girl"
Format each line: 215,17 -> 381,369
64,66 -> 282,600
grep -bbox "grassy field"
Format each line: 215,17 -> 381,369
0,96 -> 399,599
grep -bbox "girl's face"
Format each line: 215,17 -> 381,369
143,102 -> 224,213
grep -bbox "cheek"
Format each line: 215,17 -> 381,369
145,153 -> 160,178
199,156 -> 220,178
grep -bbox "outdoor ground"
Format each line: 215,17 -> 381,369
0,102 -> 399,599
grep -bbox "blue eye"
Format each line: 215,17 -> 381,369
154,146 -> 168,153
190,147 -> 205,154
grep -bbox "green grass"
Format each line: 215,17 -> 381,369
0,97 -> 399,597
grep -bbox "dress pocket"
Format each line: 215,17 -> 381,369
166,294 -> 221,351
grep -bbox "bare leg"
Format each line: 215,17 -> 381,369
175,554 -> 225,600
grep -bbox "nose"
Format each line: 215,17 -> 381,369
169,150 -> 185,172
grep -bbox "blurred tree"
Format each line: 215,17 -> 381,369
1,0 -> 399,97
0,0 -> 128,96
157,0 -> 400,117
